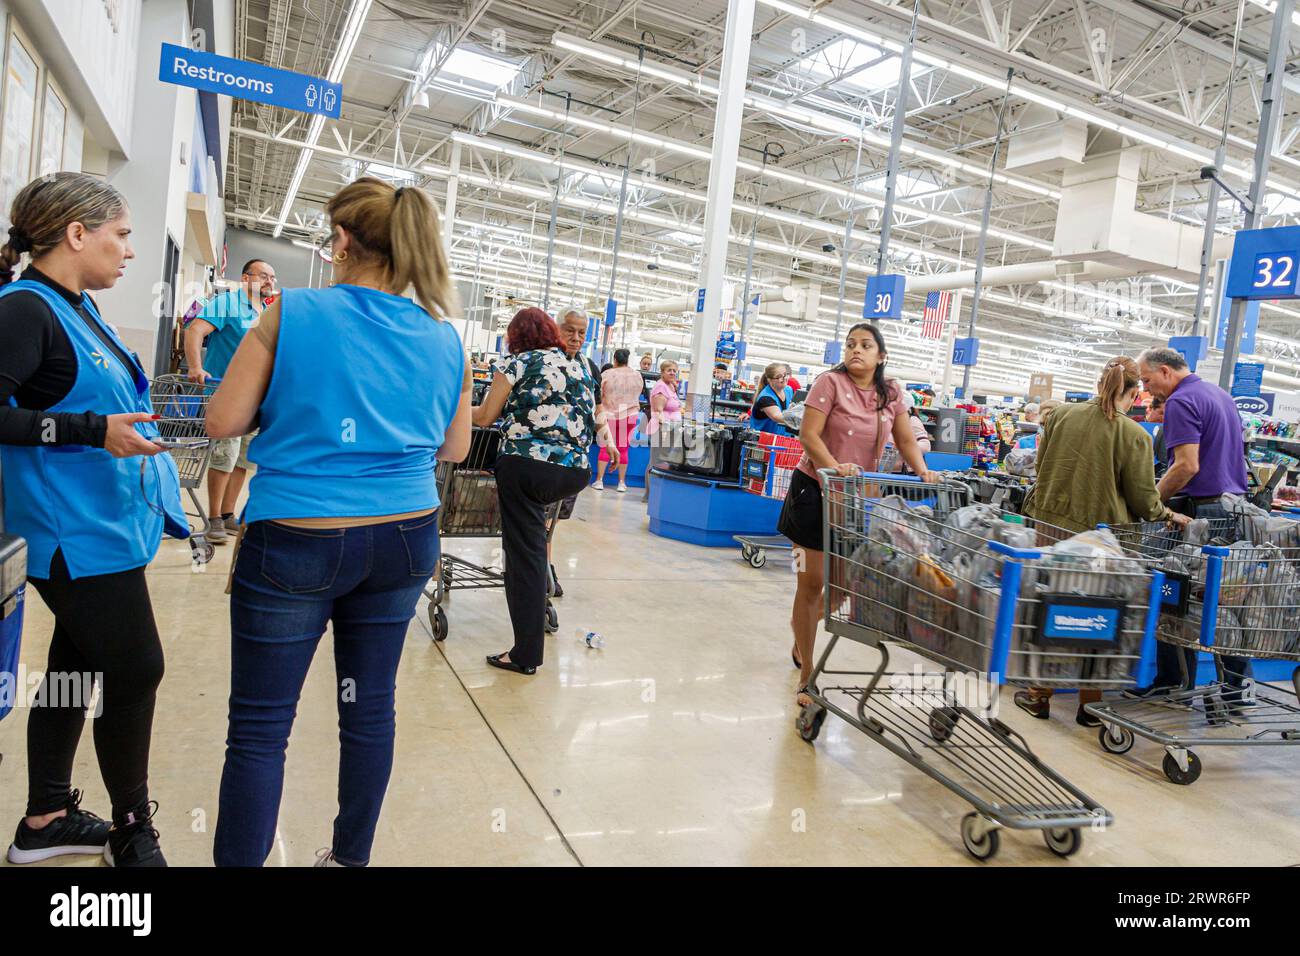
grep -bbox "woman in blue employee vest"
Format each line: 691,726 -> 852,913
206,177 -> 472,867
0,173 -> 188,868
749,362 -> 794,434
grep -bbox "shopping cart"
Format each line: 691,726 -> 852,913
733,433 -> 801,569
423,426 -> 561,641
1087,517 -> 1300,784
799,471 -> 1167,860
150,374 -> 216,564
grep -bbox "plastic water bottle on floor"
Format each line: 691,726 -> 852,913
575,628 -> 605,649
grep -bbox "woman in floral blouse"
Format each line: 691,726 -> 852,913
473,307 -> 616,674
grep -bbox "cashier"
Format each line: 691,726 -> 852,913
749,363 -> 794,435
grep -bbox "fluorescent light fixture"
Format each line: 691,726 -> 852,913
273,0 -> 372,237
753,0 -> 1300,200
549,34 -> 1061,200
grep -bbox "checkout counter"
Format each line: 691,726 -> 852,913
642,420 -> 781,546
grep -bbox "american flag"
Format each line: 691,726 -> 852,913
921,291 -> 953,339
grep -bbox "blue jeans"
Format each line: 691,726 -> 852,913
213,514 -> 439,866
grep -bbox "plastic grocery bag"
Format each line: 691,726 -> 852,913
782,402 -> 806,433
1003,445 -> 1037,478
1221,493 -> 1300,548
905,554 -> 958,656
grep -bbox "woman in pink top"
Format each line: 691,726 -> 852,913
595,348 -> 645,492
647,360 -> 683,431
777,323 -> 935,709
643,360 -> 684,502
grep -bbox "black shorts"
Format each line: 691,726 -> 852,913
777,468 -> 824,552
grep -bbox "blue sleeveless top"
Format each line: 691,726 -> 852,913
244,285 -> 464,523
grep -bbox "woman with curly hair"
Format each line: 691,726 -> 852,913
473,308 -> 616,674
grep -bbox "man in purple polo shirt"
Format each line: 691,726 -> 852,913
1137,347 -> 1252,701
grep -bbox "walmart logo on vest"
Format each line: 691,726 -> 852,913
91,350 -> 110,370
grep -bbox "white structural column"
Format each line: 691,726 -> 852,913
96,0 -> 195,373
688,0 -> 756,418
443,140 -> 461,256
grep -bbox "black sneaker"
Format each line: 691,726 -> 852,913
6,789 -> 110,864
104,802 -> 167,867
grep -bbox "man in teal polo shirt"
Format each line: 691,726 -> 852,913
183,259 -> 276,543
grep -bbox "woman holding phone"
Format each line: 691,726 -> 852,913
0,173 -> 188,868
777,324 -> 935,709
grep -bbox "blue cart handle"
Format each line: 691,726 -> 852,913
1198,546 -> 1227,648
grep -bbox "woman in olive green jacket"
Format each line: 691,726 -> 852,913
1018,356 -> 1189,724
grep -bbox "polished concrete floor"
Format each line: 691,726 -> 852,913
2,483 -> 1298,867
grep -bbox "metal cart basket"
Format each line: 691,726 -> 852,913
150,374 -> 216,564
798,472 -> 1167,860
734,434 -> 801,569
424,426 -> 560,641
1087,517 -> 1300,784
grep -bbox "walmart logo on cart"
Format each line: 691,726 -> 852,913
1045,607 -> 1120,637
1054,614 -> 1110,630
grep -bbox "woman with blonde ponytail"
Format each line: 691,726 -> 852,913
1019,355 -> 1189,725
208,177 -> 472,866
0,172 -> 189,868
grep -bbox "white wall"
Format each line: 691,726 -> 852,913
95,0 -> 194,371
212,0 -> 234,182
225,227 -> 317,289
10,0 -> 140,155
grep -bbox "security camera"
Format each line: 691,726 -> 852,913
647,262 -> 659,271
1200,165 -> 1217,180
821,243 -> 836,253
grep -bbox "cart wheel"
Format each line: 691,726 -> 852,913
739,544 -> 753,562
796,704 -> 827,743
1044,827 -> 1082,858
928,706 -> 960,743
960,813 -> 1000,861
1098,724 -> 1134,755
545,602 -> 559,634
191,538 -> 215,565
429,605 -> 448,642
1162,750 -> 1202,785
748,549 -> 767,569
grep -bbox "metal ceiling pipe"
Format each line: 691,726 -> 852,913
628,294 -> 698,314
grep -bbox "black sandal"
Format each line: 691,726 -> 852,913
1013,689 -> 1051,720
486,653 -> 536,675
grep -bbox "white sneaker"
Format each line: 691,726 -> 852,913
207,524 -> 228,545
617,482 -> 628,493
592,483 -> 603,491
